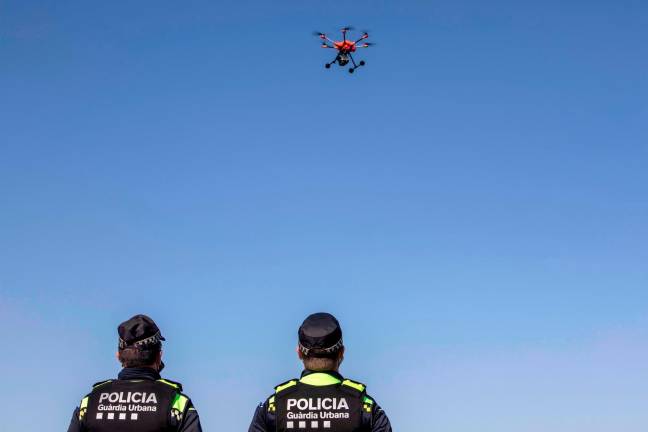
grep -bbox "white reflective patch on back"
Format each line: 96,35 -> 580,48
131,413 -> 139,420
96,413 -> 103,420
107,413 -> 114,420
311,420 -> 319,428
287,421 -> 294,429
119,413 -> 126,420
299,421 -> 306,428
323,421 -> 331,428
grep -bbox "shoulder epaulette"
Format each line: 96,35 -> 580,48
274,378 -> 298,394
92,379 -> 113,389
157,378 -> 184,392
267,378 -> 298,413
341,378 -> 366,393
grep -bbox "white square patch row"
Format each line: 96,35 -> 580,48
286,420 -> 331,429
95,412 -> 139,420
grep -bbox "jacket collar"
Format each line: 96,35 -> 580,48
118,367 -> 161,381
301,369 -> 344,381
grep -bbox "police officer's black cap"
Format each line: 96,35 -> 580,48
298,312 -> 343,357
118,314 -> 165,349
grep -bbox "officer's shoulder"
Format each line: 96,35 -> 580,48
340,377 -> 367,393
156,378 -> 184,392
273,378 -> 299,394
91,379 -> 113,389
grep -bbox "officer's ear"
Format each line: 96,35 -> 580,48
115,351 -> 122,365
156,350 -> 164,372
296,345 -> 304,360
337,346 -> 345,367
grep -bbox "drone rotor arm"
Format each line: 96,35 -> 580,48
314,32 -> 336,44
354,33 -> 369,44
341,26 -> 354,40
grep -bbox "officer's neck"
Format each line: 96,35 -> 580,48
118,366 -> 161,381
302,369 -> 344,380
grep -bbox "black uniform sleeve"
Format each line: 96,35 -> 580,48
371,402 -> 392,432
176,398 -> 203,432
248,400 -> 271,432
66,407 -> 84,432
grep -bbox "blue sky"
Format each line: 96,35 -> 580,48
1,0 -> 647,430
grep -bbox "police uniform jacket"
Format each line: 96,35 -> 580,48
248,370 -> 392,432
67,367 -> 202,432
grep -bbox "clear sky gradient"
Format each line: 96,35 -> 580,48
1,1 -> 647,431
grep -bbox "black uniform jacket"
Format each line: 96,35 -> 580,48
67,367 -> 202,432
248,370 -> 392,432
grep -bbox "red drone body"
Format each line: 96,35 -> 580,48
334,40 -> 357,53
314,27 -> 373,73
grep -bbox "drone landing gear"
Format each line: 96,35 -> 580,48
325,55 -> 340,69
325,54 -> 366,73
348,55 -> 366,74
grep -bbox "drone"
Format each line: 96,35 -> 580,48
313,26 -> 374,73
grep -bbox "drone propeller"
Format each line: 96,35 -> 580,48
312,31 -> 325,37
359,42 -> 375,48
342,26 -> 355,31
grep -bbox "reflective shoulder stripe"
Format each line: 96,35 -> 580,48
341,379 -> 366,392
92,379 -> 112,389
171,394 -> 189,412
78,396 -> 89,420
270,378 -> 298,412
275,379 -> 298,393
158,379 -> 182,390
300,373 -> 342,386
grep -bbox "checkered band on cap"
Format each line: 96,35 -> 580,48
119,331 -> 163,349
299,337 -> 343,356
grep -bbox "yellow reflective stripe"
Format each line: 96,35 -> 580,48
362,395 -> 374,413
342,380 -> 365,392
171,394 -> 189,412
78,397 -> 89,420
92,379 -> 112,388
300,373 -> 341,386
268,395 -> 276,412
158,379 -> 181,390
275,380 -> 298,393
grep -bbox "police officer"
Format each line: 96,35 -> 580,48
67,314 -> 203,432
248,312 -> 392,432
